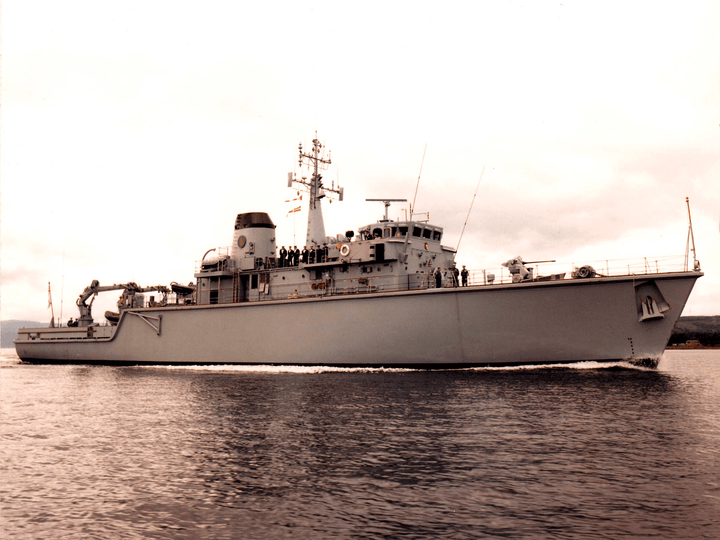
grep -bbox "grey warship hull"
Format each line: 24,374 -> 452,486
15,138 -> 705,367
16,271 -> 700,367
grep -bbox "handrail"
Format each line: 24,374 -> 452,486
191,254 -> 695,305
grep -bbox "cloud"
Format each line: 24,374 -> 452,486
2,1 -> 719,320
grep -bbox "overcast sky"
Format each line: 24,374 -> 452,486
2,1 -> 719,323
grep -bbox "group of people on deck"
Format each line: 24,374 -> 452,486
434,263 -> 470,288
277,245 -> 470,287
277,244 -> 329,267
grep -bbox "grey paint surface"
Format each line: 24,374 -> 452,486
15,272 -> 700,365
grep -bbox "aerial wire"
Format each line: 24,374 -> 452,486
456,166 -> 485,253
60,250 -> 65,327
410,143 -> 427,217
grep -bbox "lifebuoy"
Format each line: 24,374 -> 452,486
340,244 -> 350,257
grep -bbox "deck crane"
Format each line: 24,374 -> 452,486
73,280 -> 170,327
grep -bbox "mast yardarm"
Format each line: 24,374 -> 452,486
287,136 -> 343,247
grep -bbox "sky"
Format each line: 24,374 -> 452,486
2,0 -> 719,323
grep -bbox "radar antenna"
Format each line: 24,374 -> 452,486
366,198 -> 408,222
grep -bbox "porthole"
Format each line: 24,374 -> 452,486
237,235 -> 247,248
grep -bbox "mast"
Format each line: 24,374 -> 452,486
685,197 -> 700,271
287,136 -> 343,247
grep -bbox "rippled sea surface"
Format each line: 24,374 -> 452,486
2,349 -> 719,539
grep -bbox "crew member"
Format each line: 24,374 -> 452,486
279,246 -> 287,268
301,246 -> 309,265
434,267 -> 443,288
452,263 -> 459,288
293,246 -> 300,266
461,265 -> 469,286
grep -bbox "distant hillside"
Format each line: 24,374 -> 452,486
669,316 -> 720,347
1,320 -> 45,348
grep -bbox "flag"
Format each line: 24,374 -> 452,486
286,205 -> 301,216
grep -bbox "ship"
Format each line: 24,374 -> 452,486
15,137 -> 703,367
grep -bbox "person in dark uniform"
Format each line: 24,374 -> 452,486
293,246 -> 300,266
279,246 -> 287,268
434,267 -> 443,288
308,246 -> 315,264
317,244 -> 324,263
322,243 -> 329,263
461,265 -> 469,286
452,263 -> 459,288
301,246 -> 308,265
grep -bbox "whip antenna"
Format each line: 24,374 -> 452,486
456,166 -> 485,253
410,143 -> 427,216
685,197 -> 700,271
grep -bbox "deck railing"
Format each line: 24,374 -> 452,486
464,255 -> 690,286
43,255 -> 696,329
194,254 -> 694,303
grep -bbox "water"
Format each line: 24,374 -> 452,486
2,349 -> 719,539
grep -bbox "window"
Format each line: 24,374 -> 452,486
251,274 -> 258,290
433,230 -> 442,241
423,228 -> 432,239
383,228 -> 390,238
413,227 -> 422,237
399,226 -> 408,236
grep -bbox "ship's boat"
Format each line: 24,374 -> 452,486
15,137 -> 703,367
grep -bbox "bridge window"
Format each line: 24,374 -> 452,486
423,228 -> 432,239
433,230 -> 442,241
399,226 -> 408,236
413,227 -> 422,237
383,228 -> 391,238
